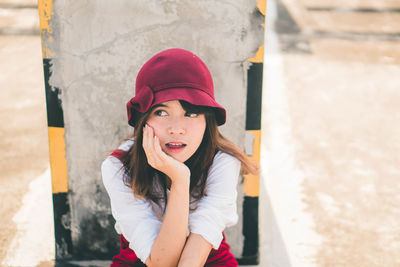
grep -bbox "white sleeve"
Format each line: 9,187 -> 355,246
101,156 -> 161,263
188,151 -> 240,249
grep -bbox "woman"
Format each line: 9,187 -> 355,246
102,48 -> 258,266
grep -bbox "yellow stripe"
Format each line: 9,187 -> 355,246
248,45 -> 264,63
48,127 -> 68,193
244,1 -> 266,196
243,130 -> 261,197
38,0 -> 54,58
248,0 -> 266,63
257,0 -> 266,16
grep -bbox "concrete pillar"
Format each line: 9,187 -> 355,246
39,0 -> 264,260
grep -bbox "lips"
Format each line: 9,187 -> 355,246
165,142 -> 187,148
165,142 -> 187,152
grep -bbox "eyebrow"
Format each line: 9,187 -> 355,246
152,103 -> 168,109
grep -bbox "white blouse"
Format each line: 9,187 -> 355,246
101,139 -> 240,263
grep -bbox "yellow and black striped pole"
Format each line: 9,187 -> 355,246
239,0 -> 265,265
38,0 -> 72,258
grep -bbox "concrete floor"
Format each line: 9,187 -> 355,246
1,0 -> 400,266
0,0 -> 54,266
261,0 -> 400,266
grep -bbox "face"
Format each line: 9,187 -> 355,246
146,100 -> 207,163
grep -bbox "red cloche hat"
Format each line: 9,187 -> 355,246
126,48 -> 226,126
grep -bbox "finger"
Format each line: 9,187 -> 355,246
147,125 -> 161,162
154,135 -> 167,160
153,135 -> 178,176
142,124 -> 149,153
147,125 -> 163,166
142,125 -> 153,159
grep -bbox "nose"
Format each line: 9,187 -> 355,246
167,119 -> 186,135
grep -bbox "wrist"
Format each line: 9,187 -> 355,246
170,177 -> 190,191
166,167 -> 190,185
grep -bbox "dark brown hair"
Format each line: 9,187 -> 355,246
119,100 -> 259,209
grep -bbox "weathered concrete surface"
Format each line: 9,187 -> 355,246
45,0 -> 264,259
260,0 -> 400,266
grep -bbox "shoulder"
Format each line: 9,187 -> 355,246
109,138 -> 134,161
206,151 -> 241,185
101,156 -> 124,188
210,151 -> 241,172
117,138 -> 134,151
101,138 -> 133,187
102,138 -> 134,169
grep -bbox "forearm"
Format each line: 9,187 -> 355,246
146,180 -> 190,267
178,233 -> 212,267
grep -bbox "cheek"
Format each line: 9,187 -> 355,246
193,121 -> 206,145
146,120 -> 164,138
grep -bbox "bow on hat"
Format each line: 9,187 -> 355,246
129,86 -> 154,113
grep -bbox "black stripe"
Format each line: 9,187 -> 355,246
307,7 -> 400,13
52,193 -> 73,258
237,196 -> 259,265
246,63 -> 263,131
43,58 -> 64,127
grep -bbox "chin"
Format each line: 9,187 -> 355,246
165,153 -> 186,163
175,155 -> 190,163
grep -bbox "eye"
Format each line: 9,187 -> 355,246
185,112 -> 199,118
154,109 -> 168,116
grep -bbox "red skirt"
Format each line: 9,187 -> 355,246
111,233 -> 238,267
